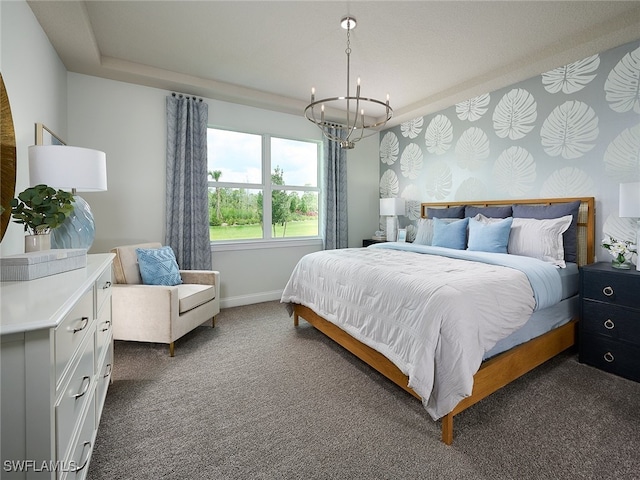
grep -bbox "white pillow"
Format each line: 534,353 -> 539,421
474,213 -> 507,224
508,215 -> 572,267
414,218 -> 434,245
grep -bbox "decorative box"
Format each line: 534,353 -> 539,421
0,249 -> 87,281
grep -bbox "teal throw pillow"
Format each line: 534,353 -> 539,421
136,246 -> 183,286
432,217 -> 469,250
467,216 -> 513,253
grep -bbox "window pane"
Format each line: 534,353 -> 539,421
271,190 -> 319,238
207,129 -> 262,184
271,137 -> 318,187
209,187 -> 263,241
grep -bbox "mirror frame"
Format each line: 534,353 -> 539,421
1,73 -> 17,242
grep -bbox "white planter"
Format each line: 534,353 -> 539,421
25,234 -> 51,253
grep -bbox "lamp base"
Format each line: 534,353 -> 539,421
386,216 -> 397,242
51,195 -> 95,250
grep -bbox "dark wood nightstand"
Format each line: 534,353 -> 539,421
362,238 -> 387,247
579,262 -> 640,382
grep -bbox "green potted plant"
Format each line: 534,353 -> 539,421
10,184 -> 75,252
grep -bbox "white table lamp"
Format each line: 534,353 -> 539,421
619,182 -> 640,271
380,197 -> 405,242
29,145 -> 107,250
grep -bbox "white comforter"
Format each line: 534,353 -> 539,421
281,245 -> 560,419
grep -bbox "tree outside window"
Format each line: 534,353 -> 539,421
207,128 -> 320,241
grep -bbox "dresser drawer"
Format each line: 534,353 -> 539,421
95,301 -> 112,365
581,268 -> 640,308
579,333 -> 640,382
96,342 -> 113,423
95,267 -> 112,314
61,393 -> 96,480
55,287 -> 94,387
56,333 -> 95,464
582,299 -> 640,345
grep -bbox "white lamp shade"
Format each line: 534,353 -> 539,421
29,145 -> 107,192
619,182 -> 640,218
380,197 -> 405,216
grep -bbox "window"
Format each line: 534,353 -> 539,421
207,128 -> 321,242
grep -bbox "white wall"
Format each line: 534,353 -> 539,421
0,0 -> 68,256
67,73 -> 380,306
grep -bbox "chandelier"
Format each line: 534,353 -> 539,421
304,16 -> 393,149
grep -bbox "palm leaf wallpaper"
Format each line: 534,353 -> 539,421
379,40 -> 640,250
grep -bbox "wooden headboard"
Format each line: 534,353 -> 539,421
420,197 -> 596,267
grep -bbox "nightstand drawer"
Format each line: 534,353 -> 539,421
582,299 -> 640,345
580,334 -> 640,382
581,269 -> 640,309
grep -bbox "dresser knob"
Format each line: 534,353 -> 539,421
602,286 -> 614,297
603,352 -> 615,363
603,319 -> 615,330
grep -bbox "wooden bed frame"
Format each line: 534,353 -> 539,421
293,197 -> 595,445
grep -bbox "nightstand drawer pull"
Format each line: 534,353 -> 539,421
603,352 -> 615,363
602,286 -> 614,297
604,319 -> 615,330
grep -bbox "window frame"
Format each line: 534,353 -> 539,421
207,126 -> 323,249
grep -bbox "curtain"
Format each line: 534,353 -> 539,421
322,126 -> 348,249
165,94 -> 212,270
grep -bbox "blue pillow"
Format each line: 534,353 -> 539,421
512,201 -> 580,263
432,217 -> 469,250
136,246 -> 183,286
426,206 -> 465,219
465,205 -> 513,219
467,217 -> 513,253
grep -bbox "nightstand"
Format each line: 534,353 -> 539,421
579,262 -> 640,382
363,238 -> 387,247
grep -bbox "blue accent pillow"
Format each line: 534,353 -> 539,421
512,201 -> 580,263
432,217 -> 469,250
426,206 -> 465,219
465,205 -> 513,219
136,246 -> 183,286
467,216 -> 513,253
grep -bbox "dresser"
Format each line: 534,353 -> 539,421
579,261 -> 640,383
1,253 -> 115,479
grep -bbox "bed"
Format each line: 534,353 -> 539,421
281,197 -> 595,444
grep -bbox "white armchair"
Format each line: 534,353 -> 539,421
110,242 -> 220,356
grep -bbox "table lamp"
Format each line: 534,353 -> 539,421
29,145 -> 107,250
380,197 -> 405,242
619,182 -> 640,271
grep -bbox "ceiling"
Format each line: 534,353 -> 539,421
28,1 -> 640,128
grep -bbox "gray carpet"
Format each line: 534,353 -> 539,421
88,301 -> 640,480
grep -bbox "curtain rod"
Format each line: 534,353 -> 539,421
171,92 -> 203,102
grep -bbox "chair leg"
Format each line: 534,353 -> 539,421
212,316 -> 215,328
169,342 -> 175,357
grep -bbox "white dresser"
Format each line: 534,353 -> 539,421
1,253 -> 115,480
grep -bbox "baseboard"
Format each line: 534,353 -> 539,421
220,290 -> 283,309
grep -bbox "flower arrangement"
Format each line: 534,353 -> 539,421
601,235 -> 637,268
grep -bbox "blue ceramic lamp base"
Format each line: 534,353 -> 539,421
51,195 -> 95,250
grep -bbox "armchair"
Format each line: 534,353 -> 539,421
110,242 -> 220,356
